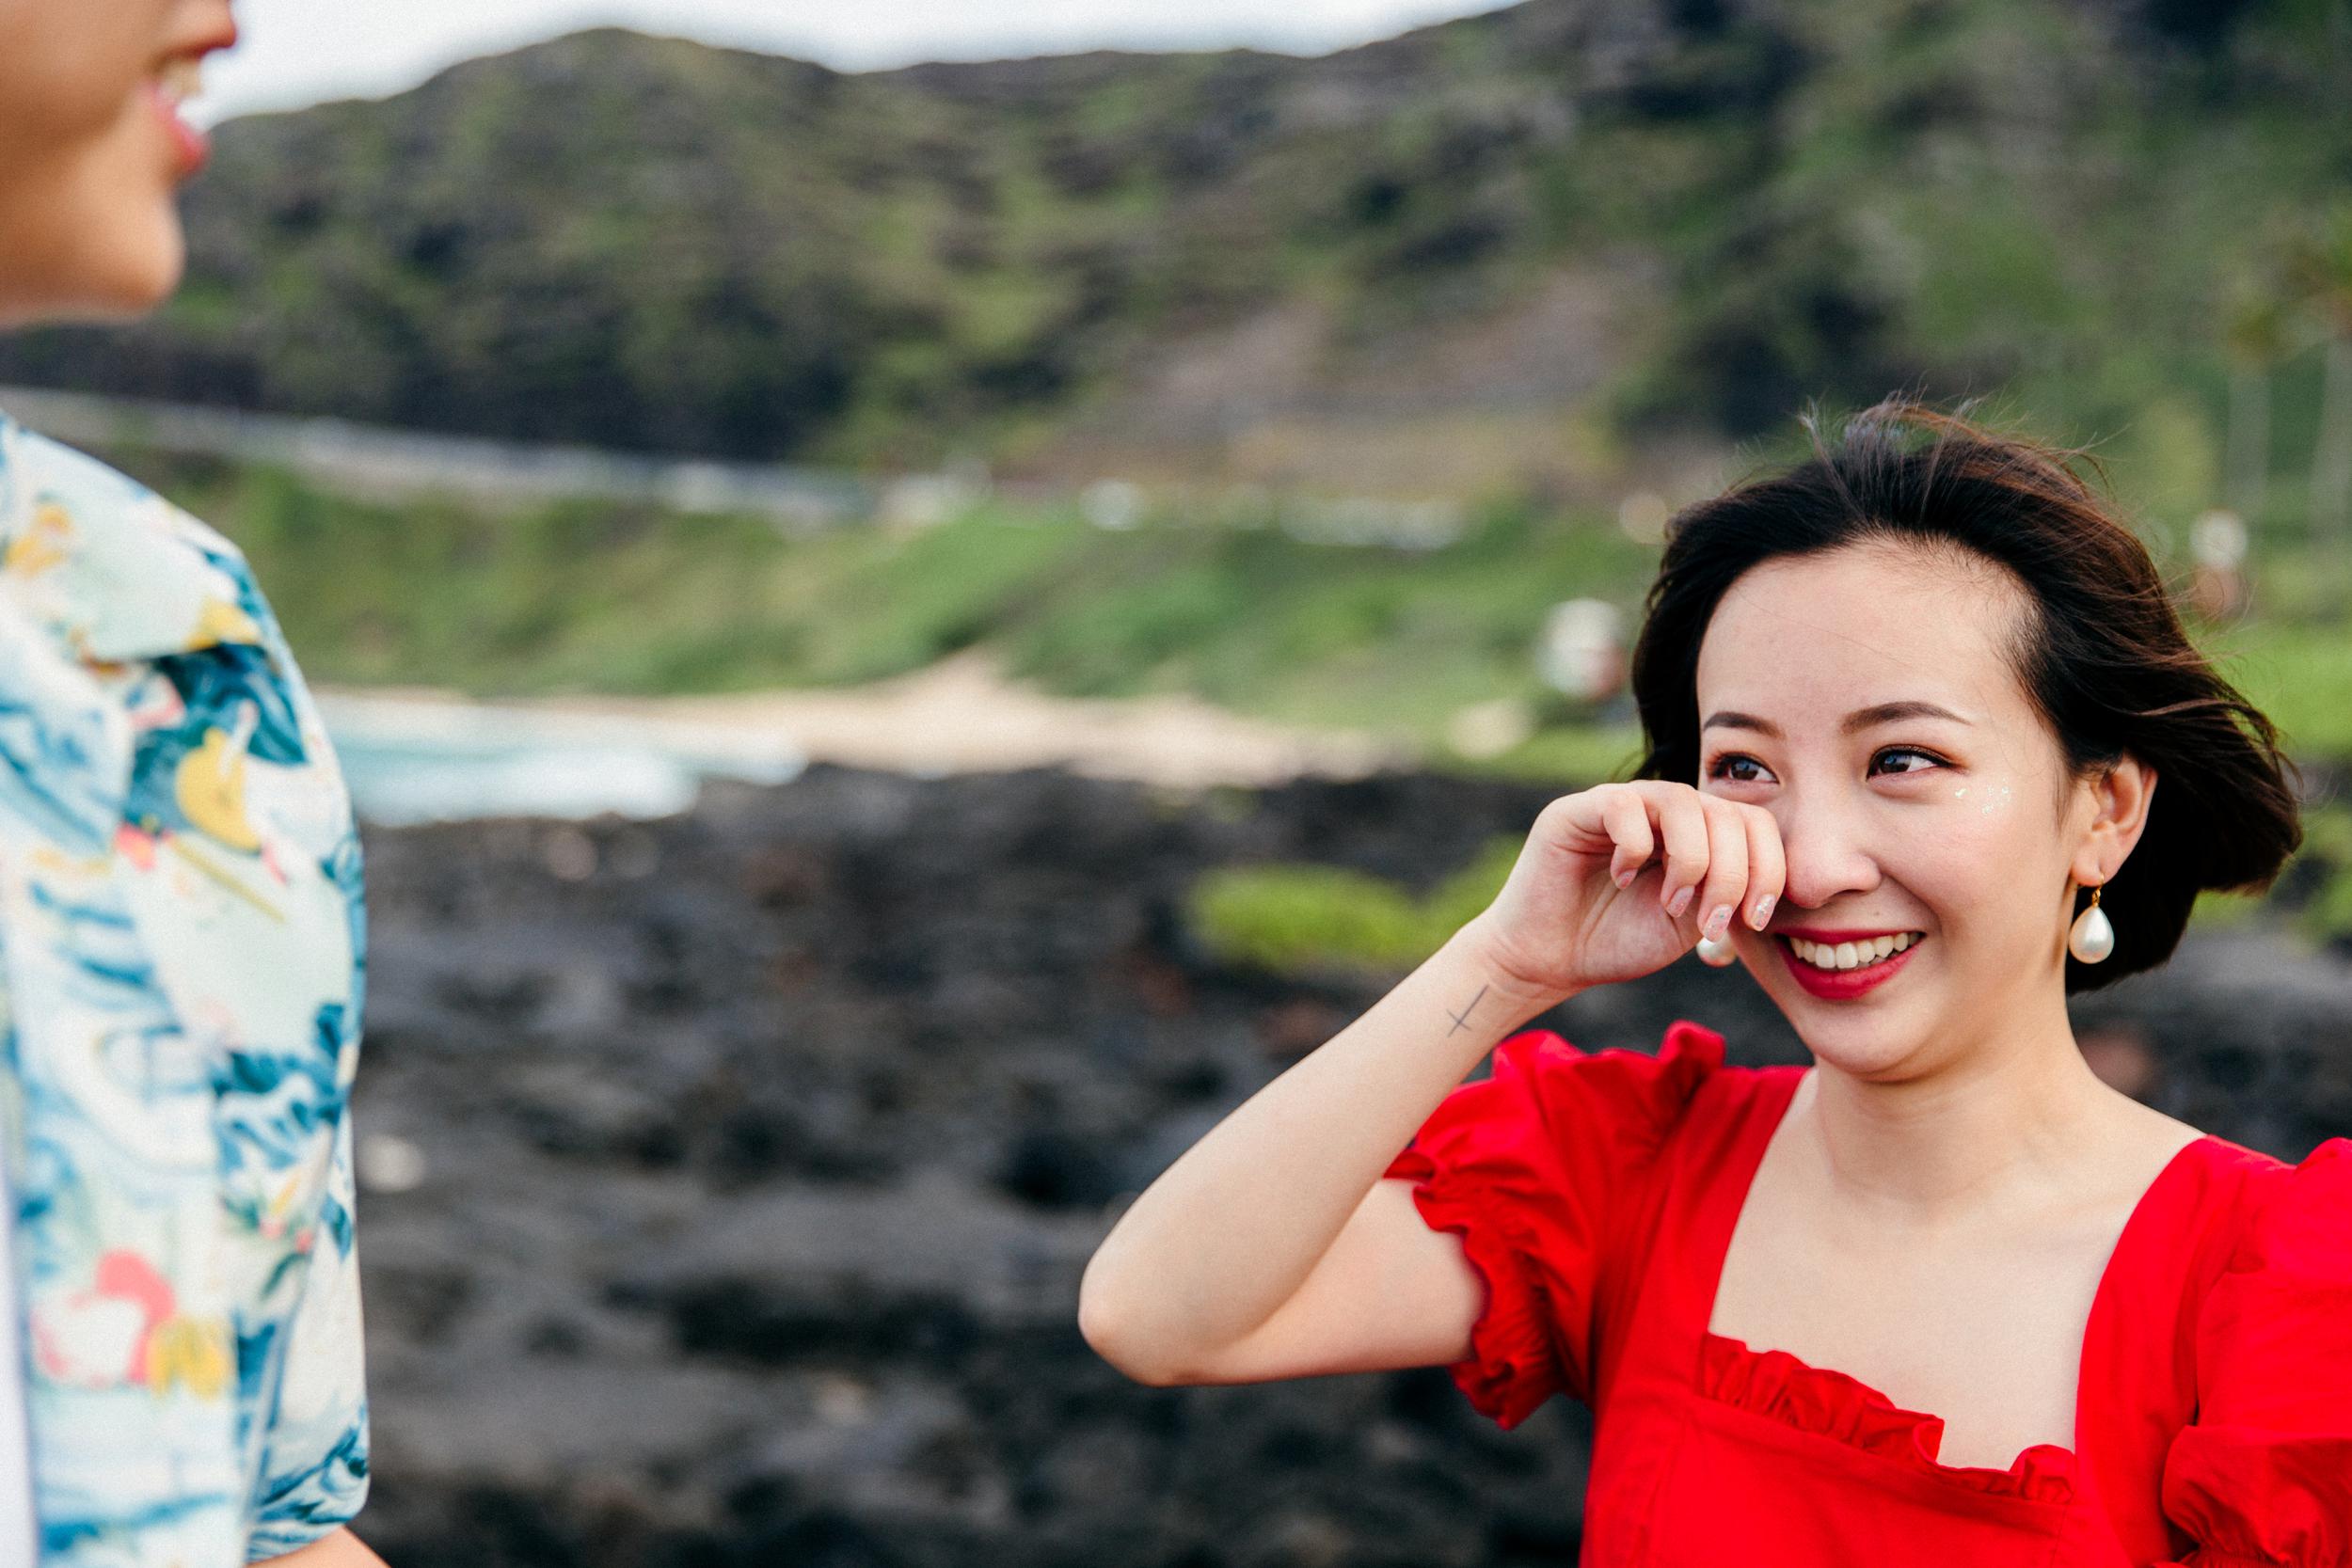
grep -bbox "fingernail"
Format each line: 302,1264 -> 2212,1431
1750,894 -> 1775,929
1705,904 -> 1732,941
1615,867 -> 1635,889
1667,885 -> 1694,918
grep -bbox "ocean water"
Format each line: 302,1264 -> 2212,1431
316,695 -> 806,825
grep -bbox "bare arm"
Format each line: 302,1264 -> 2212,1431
256,1528 -> 389,1568
1079,927 -> 1572,1386
1077,782 -> 1781,1389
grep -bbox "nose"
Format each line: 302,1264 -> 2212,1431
1766,786 -> 1883,911
175,0 -> 240,52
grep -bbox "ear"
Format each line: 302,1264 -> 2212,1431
2071,753 -> 2157,886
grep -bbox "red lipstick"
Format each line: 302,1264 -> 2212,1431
151,24 -> 238,182
151,82 -> 211,178
1775,931 -> 1926,1001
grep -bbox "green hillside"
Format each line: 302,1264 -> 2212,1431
1,0 -> 2344,489
104,443 -> 2352,767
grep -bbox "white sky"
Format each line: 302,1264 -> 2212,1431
200,1 -> 1515,122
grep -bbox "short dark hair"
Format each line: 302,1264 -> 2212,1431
1626,395 -> 2305,993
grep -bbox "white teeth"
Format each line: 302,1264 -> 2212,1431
1788,932 -> 1920,971
157,57 -> 204,106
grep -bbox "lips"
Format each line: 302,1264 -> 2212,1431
151,27 -> 237,180
149,78 -> 211,179
1774,930 -> 1925,1000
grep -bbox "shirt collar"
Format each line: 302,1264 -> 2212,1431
0,409 -> 267,665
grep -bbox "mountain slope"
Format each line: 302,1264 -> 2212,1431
0,0 -> 2337,479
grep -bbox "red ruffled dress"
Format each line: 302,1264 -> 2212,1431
1381,1020 -> 2352,1566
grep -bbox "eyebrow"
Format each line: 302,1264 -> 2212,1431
1699,701 -> 1974,740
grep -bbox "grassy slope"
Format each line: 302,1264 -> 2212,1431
102,443 -> 2352,959
133,447 -> 2351,766
136,451 -> 1652,727
0,2 -> 2341,477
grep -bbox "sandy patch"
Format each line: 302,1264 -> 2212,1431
316,649 -> 1402,790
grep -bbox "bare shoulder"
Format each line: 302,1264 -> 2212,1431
2098,1089 -> 2212,1195
2121,1095 -> 2209,1156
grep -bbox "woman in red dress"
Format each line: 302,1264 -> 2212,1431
1079,399 -> 2346,1565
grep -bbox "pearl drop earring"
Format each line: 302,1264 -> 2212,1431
1694,931 -> 1739,967
2068,883 -> 2114,964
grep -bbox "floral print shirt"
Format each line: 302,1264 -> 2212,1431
0,413 -> 369,1565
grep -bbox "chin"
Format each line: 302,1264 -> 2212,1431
80,211 -> 185,319
0,126 -> 191,327
1805,1039 -> 1932,1084
1787,1009 -> 1941,1083
39,214 -> 184,324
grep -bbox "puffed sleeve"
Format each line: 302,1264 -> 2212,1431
2157,1137 -> 2352,1568
1380,1019 -> 1724,1429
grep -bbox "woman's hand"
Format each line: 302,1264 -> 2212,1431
1457,780 -> 1787,1008
1082,778 -> 1790,1393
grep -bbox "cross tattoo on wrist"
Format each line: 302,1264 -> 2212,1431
1446,983 -> 1490,1037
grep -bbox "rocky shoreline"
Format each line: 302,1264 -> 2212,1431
346,763 -> 2352,1566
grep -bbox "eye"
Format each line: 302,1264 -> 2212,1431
1706,753 -> 1772,784
1869,746 -> 1946,776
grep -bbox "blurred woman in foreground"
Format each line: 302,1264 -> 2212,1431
0,4 -> 381,1563
1083,399 -> 2350,1563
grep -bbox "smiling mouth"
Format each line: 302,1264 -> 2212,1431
156,55 -> 206,110
148,47 -> 221,177
1782,932 -> 1925,972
